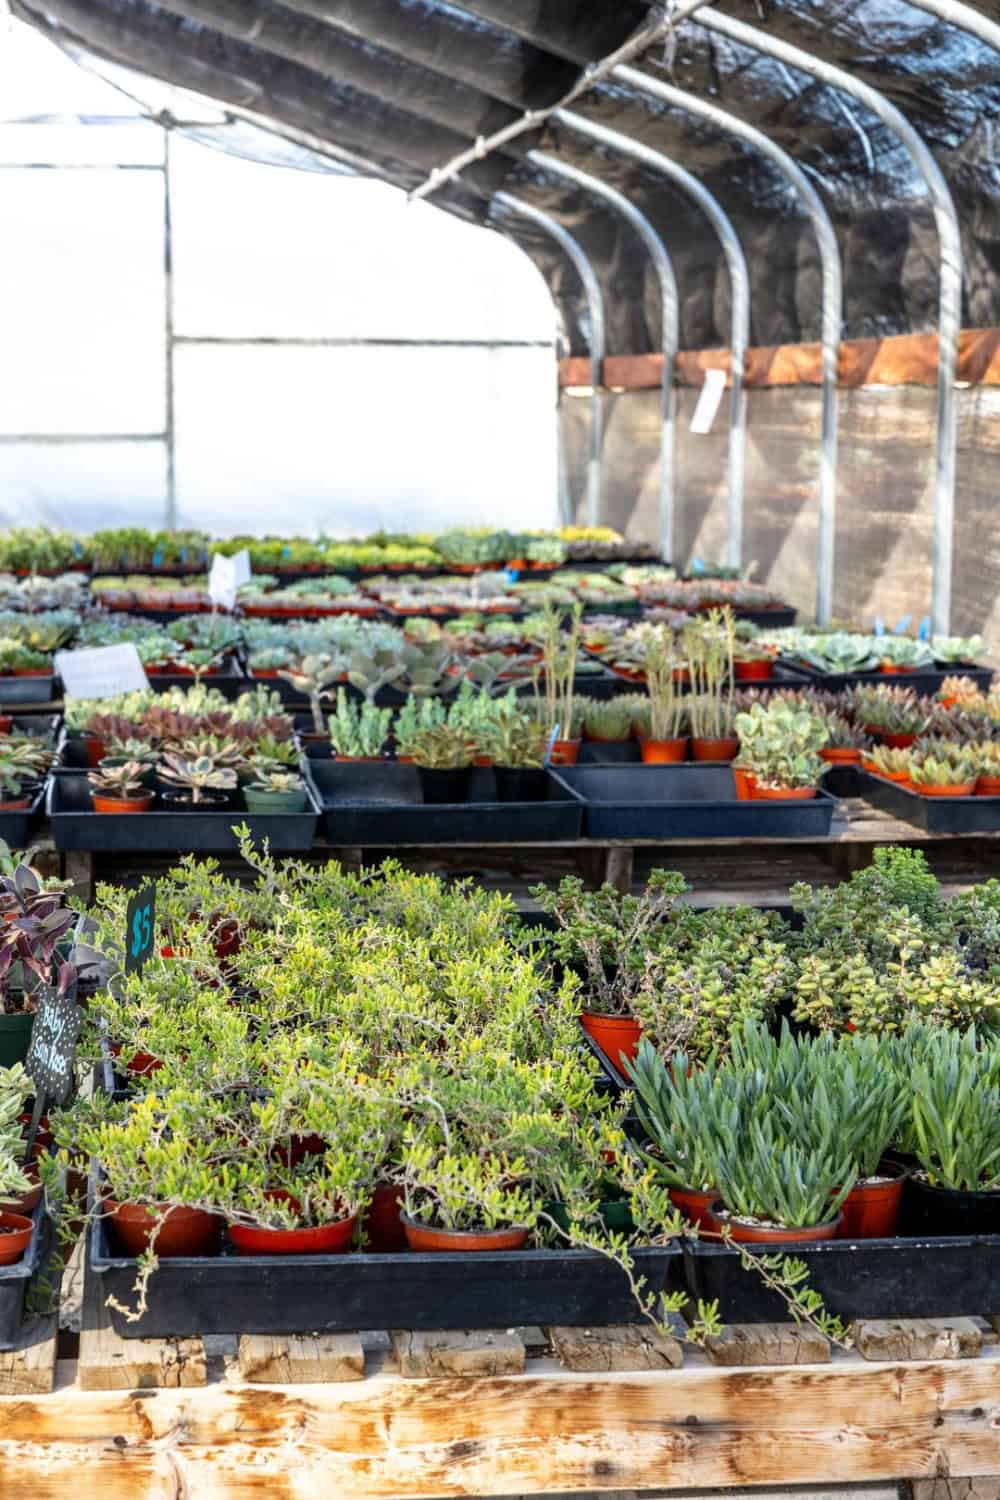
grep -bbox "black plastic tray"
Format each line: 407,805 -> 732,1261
147,656 -> 248,700
578,740 -> 641,764
90,1215 -> 682,1338
0,675 -> 55,706
0,785 -> 46,846
683,1232 -> 1000,1322
859,771 -> 1000,833
778,660 -> 993,697
47,773 -> 320,851
0,1206 -> 51,1349
549,765 -> 837,840
820,762 -> 866,798
309,760 -> 584,845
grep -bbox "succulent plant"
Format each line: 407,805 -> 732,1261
733,698 -> 829,790
407,724 -> 474,770
159,754 -> 238,804
908,754 -> 977,787
876,635 -> 934,669
931,635 -> 985,665
848,684 -> 930,736
327,689 -> 392,759
582,700 -> 633,741
88,761 -> 150,801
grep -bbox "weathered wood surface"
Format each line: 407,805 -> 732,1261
391,1328 -> 526,1379
853,1318 -> 983,1363
3,1349 -> 1000,1496
238,1332 -> 365,1385
0,1316 -> 58,1395
546,1323 -> 682,1372
702,1322 -> 830,1367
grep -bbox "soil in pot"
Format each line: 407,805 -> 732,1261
691,736 -> 739,762
401,1213 -> 529,1252
242,787 -> 308,814
706,1201 -> 841,1244
901,1175 -> 1000,1237
638,737 -> 687,765
754,785 -> 818,801
580,1011 -> 641,1069
159,789 -> 233,813
669,1185 -> 718,1231
837,1160 -> 907,1240
364,1183 -> 407,1253
106,1201 -> 223,1259
548,738 -> 581,766
92,793 -> 154,815
494,766 -> 548,803
0,1211 -> 32,1266
418,766 -> 474,804
0,1010 -> 34,1068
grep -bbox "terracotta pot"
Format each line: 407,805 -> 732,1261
400,1213 -> 529,1252
13,669 -> 50,678
878,663 -> 918,675
837,1160 -> 907,1240
734,659 -> 773,682
918,782 -> 976,798
690,736 -> 739,762
580,1011 -> 641,1069
106,1200 -> 222,1259
820,747 -> 862,765
754,785 -> 818,801
866,729 -> 916,750
0,717 -> 11,734
0,1211 -> 33,1266
706,1201 -> 841,1244
731,767 -> 756,801
0,1166 -> 41,1216
472,754 -> 494,768
669,1184 -> 718,1231
364,1183 -> 407,1253
92,793 -> 154,814
229,1208 -> 357,1257
863,762 -> 910,785
548,738 -> 581,766
638,736 -> 687,764
0,799 -> 30,811
84,736 -> 106,768
976,775 -> 1000,797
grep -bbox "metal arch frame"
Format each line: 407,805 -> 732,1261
694,6 -> 963,635
609,71 -> 843,624
492,191 -> 607,528
525,150 -> 681,561
553,110 -> 751,572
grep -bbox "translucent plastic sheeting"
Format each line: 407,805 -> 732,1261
0,440 -> 169,531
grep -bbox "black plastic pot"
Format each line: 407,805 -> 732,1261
549,764 -> 837,840
89,1213 -> 683,1339
493,766 -> 548,802
901,1175 -> 1000,1237
578,740 -> 640,765
159,788 -> 233,812
860,771 -> 1000,833
418,766 -> 474,804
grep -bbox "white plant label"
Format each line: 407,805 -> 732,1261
208,549 -> 250,611
55,644 -> 149,701
689,367 -> 728,435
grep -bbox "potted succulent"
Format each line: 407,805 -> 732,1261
732,699 -> 829,799
88,761 -> 154,815
409,724 -> 475,803
818,712 -> 868,765
400,1137 -> 535,1252
823,1038 -> 910,1239
326,688 -> 392,763
624,1040 -> 723,1228
973,740 -> 1000,796
877,636 -> 933,674
158,753 -> 239,810
633,625 -> 687,763
849,684 -> 929,748
933,636 -> 985,669
733,638 -> 775,682
243,770 -> 308,815
861,743 -> 915,784
279,654 -> 345,737
0,764 -> 39,813
684,609 -> 738,760
708,1113 -> 855,1244
904,1027 -> 1000,1236
532,603 -> 583,765
908,752 -> 977,798
488,710 -> 551,802
581,700 -> 633,745
0,865 -> 75,1065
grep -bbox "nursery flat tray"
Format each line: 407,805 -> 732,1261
146,656 -> 248,700
309,760 -> 584,845
548,765 -> 837,840
0,785 -> 46,846
89,1216 -> 683,1339
859,771 -> 1000,833
46,773 -> 320,852
0,675 -> 55,707
777,661 -> 993,696
683,1232 -> 1000,1323
0,1206 -> 51,1351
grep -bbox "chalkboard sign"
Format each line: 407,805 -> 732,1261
125,885 -> 156,975
26,986 -> 81,1109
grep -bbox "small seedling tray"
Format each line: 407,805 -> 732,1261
684,1232 -> 1000,1322
0,1205 -> 51,1350
89,1214 -> 683,1338
777,660 -> 993,697
47,773 -> 320,851
860,771 -> 1000,833
309,760 -> 584,844
549,765 -> 837,840
0,675 -> 55,707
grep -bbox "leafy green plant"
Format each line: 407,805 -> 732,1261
733,698 -> 829,790
582,700 -> 633,741
407,724 -> 474,770
327,688 -> 392,759
910,1028 -> 1000,1191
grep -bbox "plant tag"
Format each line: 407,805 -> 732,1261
208,554 -> 239,611
125,885 -> 156,975
26,983 -> 80,1112
894,614 -> 912,635
55,644 -> 149,700
544,723 -> 561,765
873,616 -> 885,637
689,368 -> 727,435
918,615 -> 931,641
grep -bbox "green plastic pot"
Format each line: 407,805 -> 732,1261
545,1199 -> 634,1235
0,1010 -> 34,1068
242,787 -> 307,815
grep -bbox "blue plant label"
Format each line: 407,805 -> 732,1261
26,984 -> 81,1110
918,616 -> 931,641
125,885 -> 156,975
894,614 -> 912,635
690,557 -> 704,575
153,548 -> 163,569
873,616 -> 885,636
504,569 -> 520,585
544,724 -> 561,765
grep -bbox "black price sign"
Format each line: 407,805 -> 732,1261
26,986 -> 81,1110
125,885 -> 156,975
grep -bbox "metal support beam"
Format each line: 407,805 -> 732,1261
493,192 -> 606,528
610,69 -> 843,622
695,5 -> 962,634
554,110 -> 750,570
526,150 -> 680,561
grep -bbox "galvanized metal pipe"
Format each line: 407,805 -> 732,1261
526,150 -> 680,562
610,70 -> 843,622
554,110 -> 750,570
696,5 -> 963,634
493,191 -> 606,527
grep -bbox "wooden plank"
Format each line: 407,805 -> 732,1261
912,1482 -> 1000,1500
546,1323 -> 682,1372
605,846 -> 635,895
238,1332 -> 365,1385
390,1328 -> 526,1379
703,1323 -> 830,1367
0,1316 -> 58,1395
853,1318 -> 983,1363
79,1263 -> 206,1391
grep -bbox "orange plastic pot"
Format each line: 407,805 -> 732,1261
837,1161 -> 907,1240
580,1011 -> 641,1069
0,1166 -> 41,1216
691,736 -> 739,762
106,1201 -> 222,1259
638,736 -> 687,764
92,794 -> 154,814
401,1214 -> 529,1252
732,767 -> 756,800
0,799 -> 30,811
706,1201 -> 841,1244
866,729 -> 916,749
0,1211 -> 33,1266
669,1185 -> 718,1231
734,659 -> 773,682
229,1208 -> 357,1257
363,1183 -> 407,1253
84,736 -> 106,768
820,747 -> 862,765
755,785 -> 817,801
548,738 -> 581,766
919,782 -> 976,797
977,776 -> 1000,797
878,663 -> 918,675
0,717 -> 11,734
